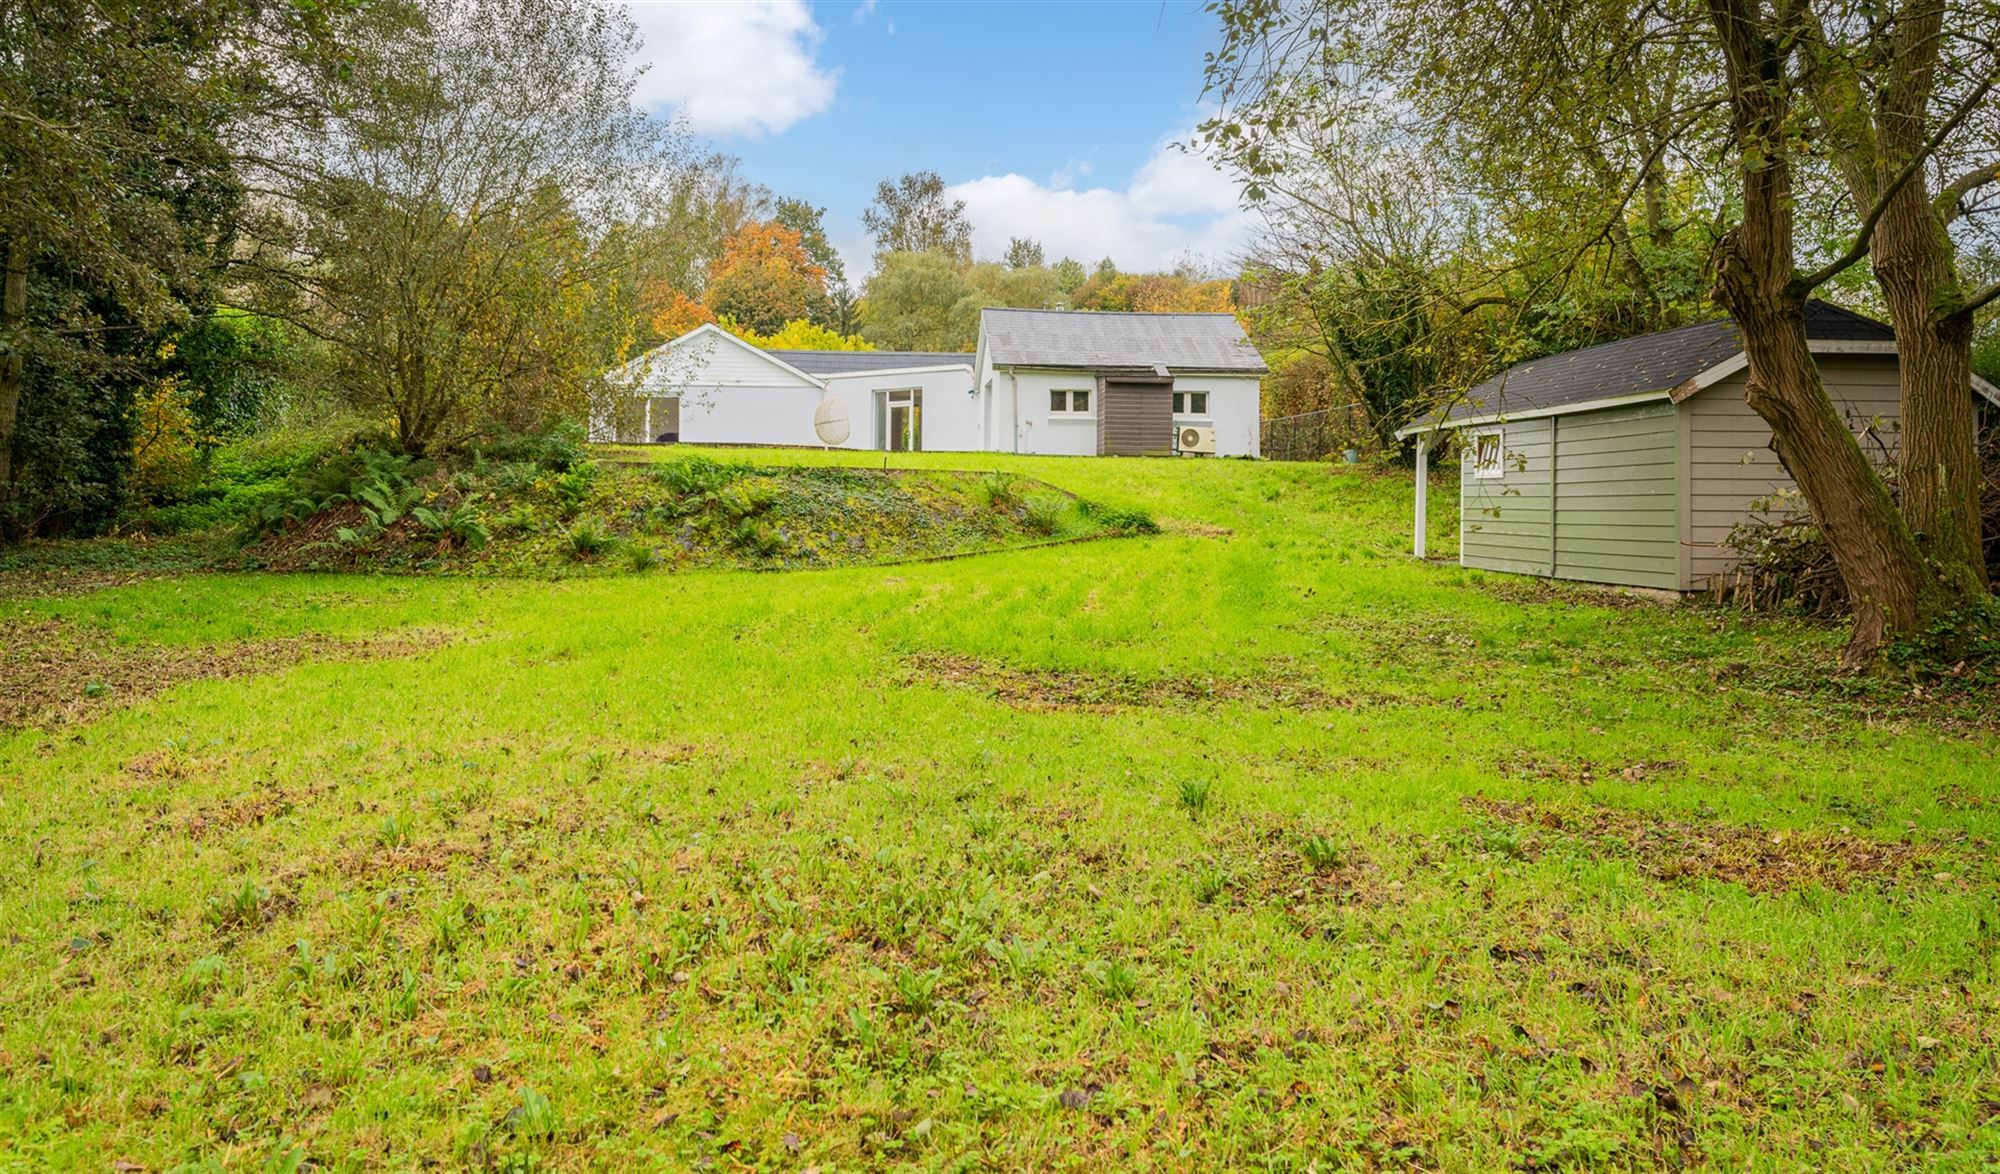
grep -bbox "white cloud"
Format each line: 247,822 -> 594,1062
1048,158 -> 1094,189
946,133 -> 1253,271
622,1 -> 837,137
851,0 -> 876,23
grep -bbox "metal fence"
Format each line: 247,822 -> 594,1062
1262,406 -> 1360,462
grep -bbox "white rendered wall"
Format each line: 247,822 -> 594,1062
676,384 -> 826,447
822,366 -> 979,451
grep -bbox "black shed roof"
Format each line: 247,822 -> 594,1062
1420,301 -> 1895,429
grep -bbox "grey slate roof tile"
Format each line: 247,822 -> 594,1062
765,350 -> 970,375
980,308 -> 1269,374
1434,300 -> 1895,425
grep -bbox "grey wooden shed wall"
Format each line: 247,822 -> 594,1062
1683,355 -> 1902,584
1459,418 -> 1552,575
1455,352 -> 1909,592
1554,402 -> 1680,588
1458,406 -> 1679,589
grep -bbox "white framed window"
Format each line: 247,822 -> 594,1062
1050,388 -> 1091,415
1471,430 -> 1504,478
1171,390 -> 1210,416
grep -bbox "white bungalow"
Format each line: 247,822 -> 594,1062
601,308 -> 1267,457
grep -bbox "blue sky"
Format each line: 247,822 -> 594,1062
621,1 -> 1254,276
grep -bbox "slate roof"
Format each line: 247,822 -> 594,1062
1427,301 -> 1896,427
980,308 -> 1269,374
765,349 -> 971,375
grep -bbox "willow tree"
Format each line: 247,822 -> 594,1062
1204,0 -> 1999,664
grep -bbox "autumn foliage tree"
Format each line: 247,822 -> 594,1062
703,222 -> 828,337
646,288 -> 714,340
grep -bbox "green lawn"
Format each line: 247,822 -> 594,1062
2,450 -> 1996,1171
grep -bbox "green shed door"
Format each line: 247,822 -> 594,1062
1551,402 -> 1679,589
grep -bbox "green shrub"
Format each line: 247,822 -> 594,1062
565,519 -> 615,559
625,543 -> 660,572
650,453 -> 737,498
727,517 -> 785,558
1021,496 -> 1069,536
544,466 -> 597,518
1078,497 -> 1160,535
469,421 -> 588,472
716,481 -> 780,520
980,473 -> 1022,511
413,501 -> 491,550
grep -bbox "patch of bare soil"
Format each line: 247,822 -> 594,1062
1464,796 -> 1964,894
1207,817 -> 1392,913
175,785 -> 328,840
1498,751 -> 1684,786
902,652 -> 1346,712
1159,519 -> 1235,539
1473,575 -> 1677,611
0,618 -> 451,732
0,568 -> 179,600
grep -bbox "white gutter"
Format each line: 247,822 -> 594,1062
820,363 -> 974,379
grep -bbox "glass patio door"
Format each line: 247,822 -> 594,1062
877,389 -> 923,451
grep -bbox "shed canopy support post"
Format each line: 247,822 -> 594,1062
1413,436 -> 1429,560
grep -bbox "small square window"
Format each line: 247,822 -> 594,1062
1472,431 -> 1504,478
1173,391 -> 1209,416
1051,389 -> 1090,414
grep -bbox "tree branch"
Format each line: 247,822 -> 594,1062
1962,278 -> 2000,318
1936,157 -> 2000,222
1793,67 -> 2000,293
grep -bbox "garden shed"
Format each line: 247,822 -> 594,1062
1396,302 -> 2000,592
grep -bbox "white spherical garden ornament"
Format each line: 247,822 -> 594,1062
813,396 -> 851,446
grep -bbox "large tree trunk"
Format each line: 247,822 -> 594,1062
0,237 -> 26,516
1722,283 -> 1926,661
1874,204 -> 1986,592
1861,0 -> 1988,592
1706,0 -> 1931,666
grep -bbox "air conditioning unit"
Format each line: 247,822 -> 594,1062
1177,425 -> 1217,455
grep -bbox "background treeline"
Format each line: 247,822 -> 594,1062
646,166 -> 1239,354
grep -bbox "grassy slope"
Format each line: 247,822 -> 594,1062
1,450 -> 1996,1171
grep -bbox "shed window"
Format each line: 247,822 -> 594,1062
1472,431 -> 1504,478
1171,390 -> 1210,416
1050,389 -> 1091,415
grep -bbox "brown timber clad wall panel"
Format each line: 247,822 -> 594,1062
1684,355 -> 1902,584
1460,418 -> 1553,576
1097,380 -> 1174,456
